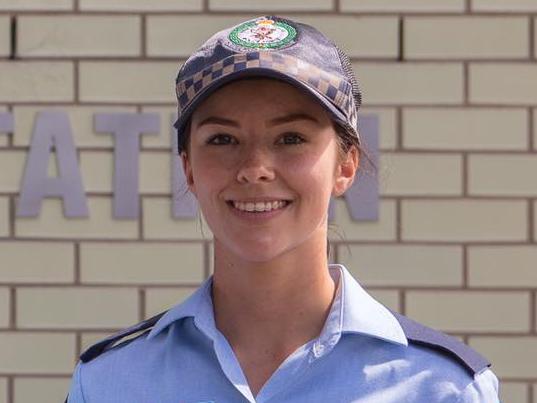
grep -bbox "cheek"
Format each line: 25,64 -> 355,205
283,150 -> 336,192
189,158 -> 226,201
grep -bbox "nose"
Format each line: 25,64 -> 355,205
236,146 -> 276,184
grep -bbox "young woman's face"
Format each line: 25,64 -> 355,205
181,78 -> 357,263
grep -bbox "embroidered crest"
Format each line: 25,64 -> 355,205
228,18 -> 297,50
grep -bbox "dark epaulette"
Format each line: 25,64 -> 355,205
80,310 -> 169,363
389,310 -> 491,377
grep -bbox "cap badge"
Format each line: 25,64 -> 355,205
228,18 -> 297,50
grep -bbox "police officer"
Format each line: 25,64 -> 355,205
65,16 -> 501,402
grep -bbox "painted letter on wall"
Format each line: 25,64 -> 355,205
17,111 -> 89,217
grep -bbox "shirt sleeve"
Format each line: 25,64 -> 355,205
455,368 -> 501,403
66,361 -> 87,403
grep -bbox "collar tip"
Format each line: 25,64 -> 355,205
146,329 -> 159,340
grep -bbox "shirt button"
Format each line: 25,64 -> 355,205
314,343 -> 325,357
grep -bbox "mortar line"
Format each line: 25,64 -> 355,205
9,15 -> 15,60
7,376 -> 13,403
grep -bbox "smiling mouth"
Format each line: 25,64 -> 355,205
226,200 -> 292,213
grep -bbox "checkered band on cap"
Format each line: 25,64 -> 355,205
176,51 -> 359,136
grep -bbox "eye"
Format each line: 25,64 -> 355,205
279,132 -> 306,145
206,134 -> 236,145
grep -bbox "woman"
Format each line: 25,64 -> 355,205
66,16 -> 501,402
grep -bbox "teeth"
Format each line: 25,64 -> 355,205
232,200 -> 288,212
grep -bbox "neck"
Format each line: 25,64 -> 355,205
211,234 -> 337,353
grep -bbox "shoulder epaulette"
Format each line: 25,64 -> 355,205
80,310 -> 169,363
389,310 -> 491,376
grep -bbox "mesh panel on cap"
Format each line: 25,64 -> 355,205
335,45 -> 362,111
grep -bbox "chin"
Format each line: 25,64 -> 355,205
225,238 -> 291,263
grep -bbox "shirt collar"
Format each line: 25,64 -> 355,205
147,276 -> 215,341
147,263 -> 408,348
334,263 -> 408,346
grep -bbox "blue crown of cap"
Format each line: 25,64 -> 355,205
174,16 -> 362,151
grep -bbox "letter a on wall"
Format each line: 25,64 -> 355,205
17,111 -> 89,217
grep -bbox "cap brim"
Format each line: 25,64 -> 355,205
173,68 -> 350,137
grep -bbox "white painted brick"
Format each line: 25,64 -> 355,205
18,15 -> 140,57
46,150 -> 59,177
0,287 -> 8,327
80,242 -> 204,284
146,15 -> 255,57
141,106 -> 176,149
535,201 -> 537,241
145,287 -> 197,317
341,0 -> 465,12
275,16 -> 398,58
330,198 -> 396,241
15,197 -> 138,239
80,0 -> 201,11
0,16 -> 9,57
210,0 -> 333,11
402,200 -> 527,241
143,197 -> 213,240
356,62 -> 463,105
79,151 -> 113,192
13,105 -> 137,147
403,108 -> 528,150
359,108 -> 397,150
14,377 -> 71,403
340,245 -> 462,286
79,61 -> 177,103
405,17 -> 528,59
0,197 -> 8,237
469,154 -> 537,195
0,62 -> 73,102
17,287 -> 138,328
469,246 -> 537,287
0,332 -> 75,373
406,291 -> 530,332
0,0 -> 72,10
472,0 -> 537,12
0,241 -> 74,283
470,63 -> 537,105
469,336 -> 537,378
379,152 -> 462,195
141,152 -> 171,194
147,15 -> 397,58
0,378 -> 6,403
534,108 -> 537,151
497,382 -> 528,403
365,289 -> 400,312
0,150 -> 24,192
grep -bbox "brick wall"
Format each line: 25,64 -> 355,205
0,1 -> 536,402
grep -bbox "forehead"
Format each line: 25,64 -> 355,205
192,77 -> 329,118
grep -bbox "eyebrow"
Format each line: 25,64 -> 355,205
195,113 -> 320,129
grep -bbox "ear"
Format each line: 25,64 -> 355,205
180,151 -> 196,196
332,146 -> 359,197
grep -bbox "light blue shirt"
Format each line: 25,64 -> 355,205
67,263 -> 501,402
